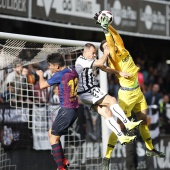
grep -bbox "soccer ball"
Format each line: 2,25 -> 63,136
97,10 -> 113,24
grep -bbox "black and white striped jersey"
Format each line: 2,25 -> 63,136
75,55 -> 99,93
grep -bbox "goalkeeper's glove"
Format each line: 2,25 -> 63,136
93,12 -> 101,24
94,12 -> 109,33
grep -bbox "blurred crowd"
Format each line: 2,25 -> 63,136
0,62 -> 60,106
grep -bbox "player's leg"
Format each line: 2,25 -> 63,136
102,117 -> 131,170
96,90 -> 143,132
134,90 -> 165,158
95,88 -> 136,170
49,132 -> 65,170
49,108 -> 78,170
102,116 -> 128,170
102,132 -> 118,170
93,105 -> 136,145
136,109 -> 165,158
105,132 -> 118,158
79,89 -> 133,169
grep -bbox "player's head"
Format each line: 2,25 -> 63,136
14,63 -> 23,74
47,53 -> 65,73
100,40 -> 107,52
83,43 -> 96,60
100,40 -> 118,53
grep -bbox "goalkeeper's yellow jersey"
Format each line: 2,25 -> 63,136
106,32 -> 139,88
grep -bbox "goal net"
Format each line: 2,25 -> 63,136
0,32 -> 107,170
0,143 -> 16,170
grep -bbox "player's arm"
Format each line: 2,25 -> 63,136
36,70 -> 50,89
100,65 -> 131,78
108,25 -> 125,49
95,16 -> 117,62
105,32 -> 117,62
93,46 -> 110,68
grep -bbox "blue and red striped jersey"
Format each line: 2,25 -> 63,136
47,67 -> 79,109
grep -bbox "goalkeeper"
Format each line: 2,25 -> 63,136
94,12 -> 165,170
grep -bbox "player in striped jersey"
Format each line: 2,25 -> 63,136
94,13 -> 165,170
75,43 -> 143,146
36,53 -> 78,170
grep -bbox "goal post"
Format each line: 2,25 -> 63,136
0,32 -> 100,47
98,49 -> 110,156
0,32 -> 109,156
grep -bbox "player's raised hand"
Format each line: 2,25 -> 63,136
93,11 -> 110,32
93,11 -> 101,24
36,70 -> 44,77
103,45 -> 110,57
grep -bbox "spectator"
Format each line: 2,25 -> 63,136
145,84 -> 161,144
0,82 -> 15,103
136,64 -> 145,92
65,54 -> 72,66
0,96 -> 4,103
138,71 -> 144,87
1,63 -> 22,90
33,78 -> 49,106
0,63 -> 25,104
52,84 -> 60,104
44,66 -> 53,103
27,64 -> 41,83
21,66 -> 33,102
159,94 -> 170,134
21,66 -> 29,78
21,66 -> 29,88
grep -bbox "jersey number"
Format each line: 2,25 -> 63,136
68,78 -> 78,100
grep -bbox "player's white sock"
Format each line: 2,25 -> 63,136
105,117 -> 123,137
110,104 -> 130,124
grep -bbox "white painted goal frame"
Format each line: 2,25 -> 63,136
0,31 -> 110,156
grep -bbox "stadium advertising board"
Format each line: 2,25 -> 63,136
1,104 -> 170,169
138,0 -> 167,36
32,0 -> 104,27
0,104 -> 30,149
107,0 -> 138,32
0,0 -> 28,17
0,0 -> 170,38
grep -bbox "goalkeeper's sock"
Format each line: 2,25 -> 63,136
139,124 -> 154,150
105,132 -> 118,158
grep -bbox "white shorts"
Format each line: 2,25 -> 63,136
78,87 -> 107,109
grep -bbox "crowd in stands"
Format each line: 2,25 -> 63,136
0,63 -> 59,106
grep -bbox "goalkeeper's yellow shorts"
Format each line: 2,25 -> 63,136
118,86 -> 148,117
